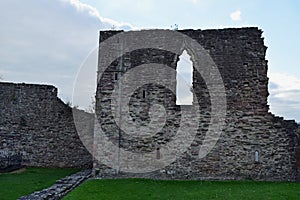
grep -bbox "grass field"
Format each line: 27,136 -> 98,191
0,167 -> 79,200
64,178 -> 300,200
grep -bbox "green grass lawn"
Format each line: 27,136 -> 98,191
64,178 -> 300,200
0,167 -> 79,200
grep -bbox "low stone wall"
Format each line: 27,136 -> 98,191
18,169 -> 92,200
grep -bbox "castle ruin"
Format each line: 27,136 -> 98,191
94,28 -> 300,181
0,27 -> 300,181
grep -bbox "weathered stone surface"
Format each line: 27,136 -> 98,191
18,169 -> 92,200
0,150 -> 22,172
95,28 -> 300,181
0,27 -> 299,182
0,82 -> 93,168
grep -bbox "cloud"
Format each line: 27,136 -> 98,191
269,72 -> 300,99
190,0 -> 199,4
0,0 -> 136,105
63,0 -> 137,30
268,72 -> 300,121
230,10 -> 242,21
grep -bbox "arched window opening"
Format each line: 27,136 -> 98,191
255,150 -> 259,162
176,50 -> 193,105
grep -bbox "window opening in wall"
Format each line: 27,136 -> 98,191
114,73 -> 118,80
255,150 -> 259,162
156,148 -> 160,159
176,50 -> 193,105
142,90 -> 146,99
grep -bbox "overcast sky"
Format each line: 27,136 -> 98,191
0,0 -> 299,122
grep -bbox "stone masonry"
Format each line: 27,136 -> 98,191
0,27 -> 299,181
18,169 -> 92,200
0,82 -> 93,169
95,28 -> 300,181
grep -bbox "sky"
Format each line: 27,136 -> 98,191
0,0 -> 299,122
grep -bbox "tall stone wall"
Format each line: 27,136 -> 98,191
95,28 -> 300,181
0,82 -> 93,169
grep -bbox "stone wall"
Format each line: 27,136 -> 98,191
95,28 -> 300,181
0,82 -> 93,169
0,27 -> 299,180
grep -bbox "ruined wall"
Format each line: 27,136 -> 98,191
95,28 -> 300,181
0,82 -> 93,169
0,27 -> 298,180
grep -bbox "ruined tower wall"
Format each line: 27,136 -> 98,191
0,82 -> 93,169
95,28 -> 300,181
0,27 -> 298,180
